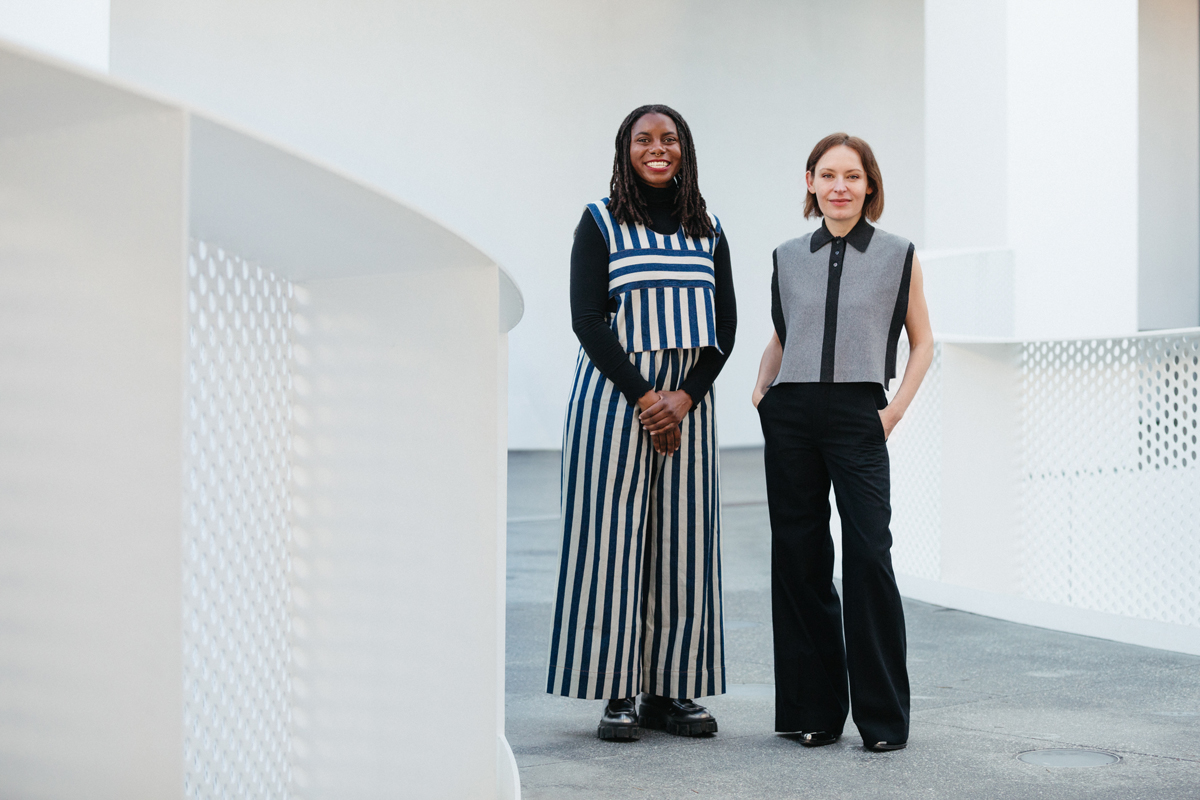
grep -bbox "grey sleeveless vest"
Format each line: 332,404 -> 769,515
772,220 -> 913,389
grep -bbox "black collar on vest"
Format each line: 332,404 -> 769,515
810,216 -> 875,253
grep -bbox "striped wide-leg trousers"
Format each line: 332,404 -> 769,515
547,347 -> 725,700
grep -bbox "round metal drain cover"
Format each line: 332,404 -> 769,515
1018,748 -> 1120,767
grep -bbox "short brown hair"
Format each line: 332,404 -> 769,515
803,133 -> 884,222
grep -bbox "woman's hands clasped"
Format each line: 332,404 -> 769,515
637,389 -> 694,456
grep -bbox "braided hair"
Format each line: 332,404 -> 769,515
608,104 -> 714,238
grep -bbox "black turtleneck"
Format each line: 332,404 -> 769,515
570,183 -> 736,404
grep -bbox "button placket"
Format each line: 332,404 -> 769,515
820,236 -> 845,382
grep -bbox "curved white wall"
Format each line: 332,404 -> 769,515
108,0 -> 926,448
0,44 -> 521,799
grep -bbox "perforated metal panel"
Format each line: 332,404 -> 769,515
1138,338 -> 1199,470
887,340 -> 943,580
183,240 -> 294,799
1020,335 -> 1200,626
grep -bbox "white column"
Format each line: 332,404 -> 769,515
925,0 -> 1142,339
1008,0 -> 1140,337
1139,0 -> 1200,330
924,0 -> 1008,251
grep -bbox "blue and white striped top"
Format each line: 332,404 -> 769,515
587,199 -> 723,354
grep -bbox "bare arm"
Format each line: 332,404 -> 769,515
751,331 -> 784,408
880,254 -> 933,437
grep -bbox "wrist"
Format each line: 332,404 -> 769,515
637,390 -> 660,410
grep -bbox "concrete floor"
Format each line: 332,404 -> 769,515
505,448 -> 1200,800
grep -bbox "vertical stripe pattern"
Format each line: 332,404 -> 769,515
547,347 -> 725,700
587,200 -> 723,355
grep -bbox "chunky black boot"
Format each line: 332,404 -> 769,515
597,697 -> 641,741
639,694 -> 718,736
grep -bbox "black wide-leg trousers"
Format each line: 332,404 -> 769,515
757,382 -> 909,745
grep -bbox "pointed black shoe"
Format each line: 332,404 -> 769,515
597,697 -> 641,741
799,731 -> 840,747
866,740 -> 907,752
639,694 -> 718,736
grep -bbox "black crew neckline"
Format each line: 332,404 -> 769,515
810,216 -> 875,253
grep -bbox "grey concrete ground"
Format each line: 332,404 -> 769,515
506,448 -> 1200,799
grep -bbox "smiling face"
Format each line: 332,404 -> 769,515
806,144 -> 874,225
629,113 -> 683,188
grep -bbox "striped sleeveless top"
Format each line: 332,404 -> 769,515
586,199 -> 723,354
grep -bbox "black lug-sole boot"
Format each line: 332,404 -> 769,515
597,697 -> 641,741
639,694 -> 718,736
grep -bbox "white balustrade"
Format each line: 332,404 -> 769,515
877,332 -> 1200,654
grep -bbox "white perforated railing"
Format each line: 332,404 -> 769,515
1020,335 -> 1200,626
888,341 -> 943,581
886,331 -> 1200,634
183,240 -> 294,800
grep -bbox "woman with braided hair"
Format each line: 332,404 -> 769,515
547,105 -> 737,741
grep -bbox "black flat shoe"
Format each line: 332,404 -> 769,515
597,697 -> 641,741
866,740 -> 907,752
800,731 -> 840,747
639,694 -> 718,736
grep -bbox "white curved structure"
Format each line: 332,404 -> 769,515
0,42 -> 522,799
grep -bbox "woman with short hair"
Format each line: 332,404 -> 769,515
753,133 -> 933,752
547,104 -> 736,741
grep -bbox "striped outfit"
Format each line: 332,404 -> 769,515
548,200 -> 726,700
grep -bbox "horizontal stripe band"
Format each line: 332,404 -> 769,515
610,270 -> 716,287
609,280 -> 716,296
610,266 -> 715,283
610,254 -> 716,271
